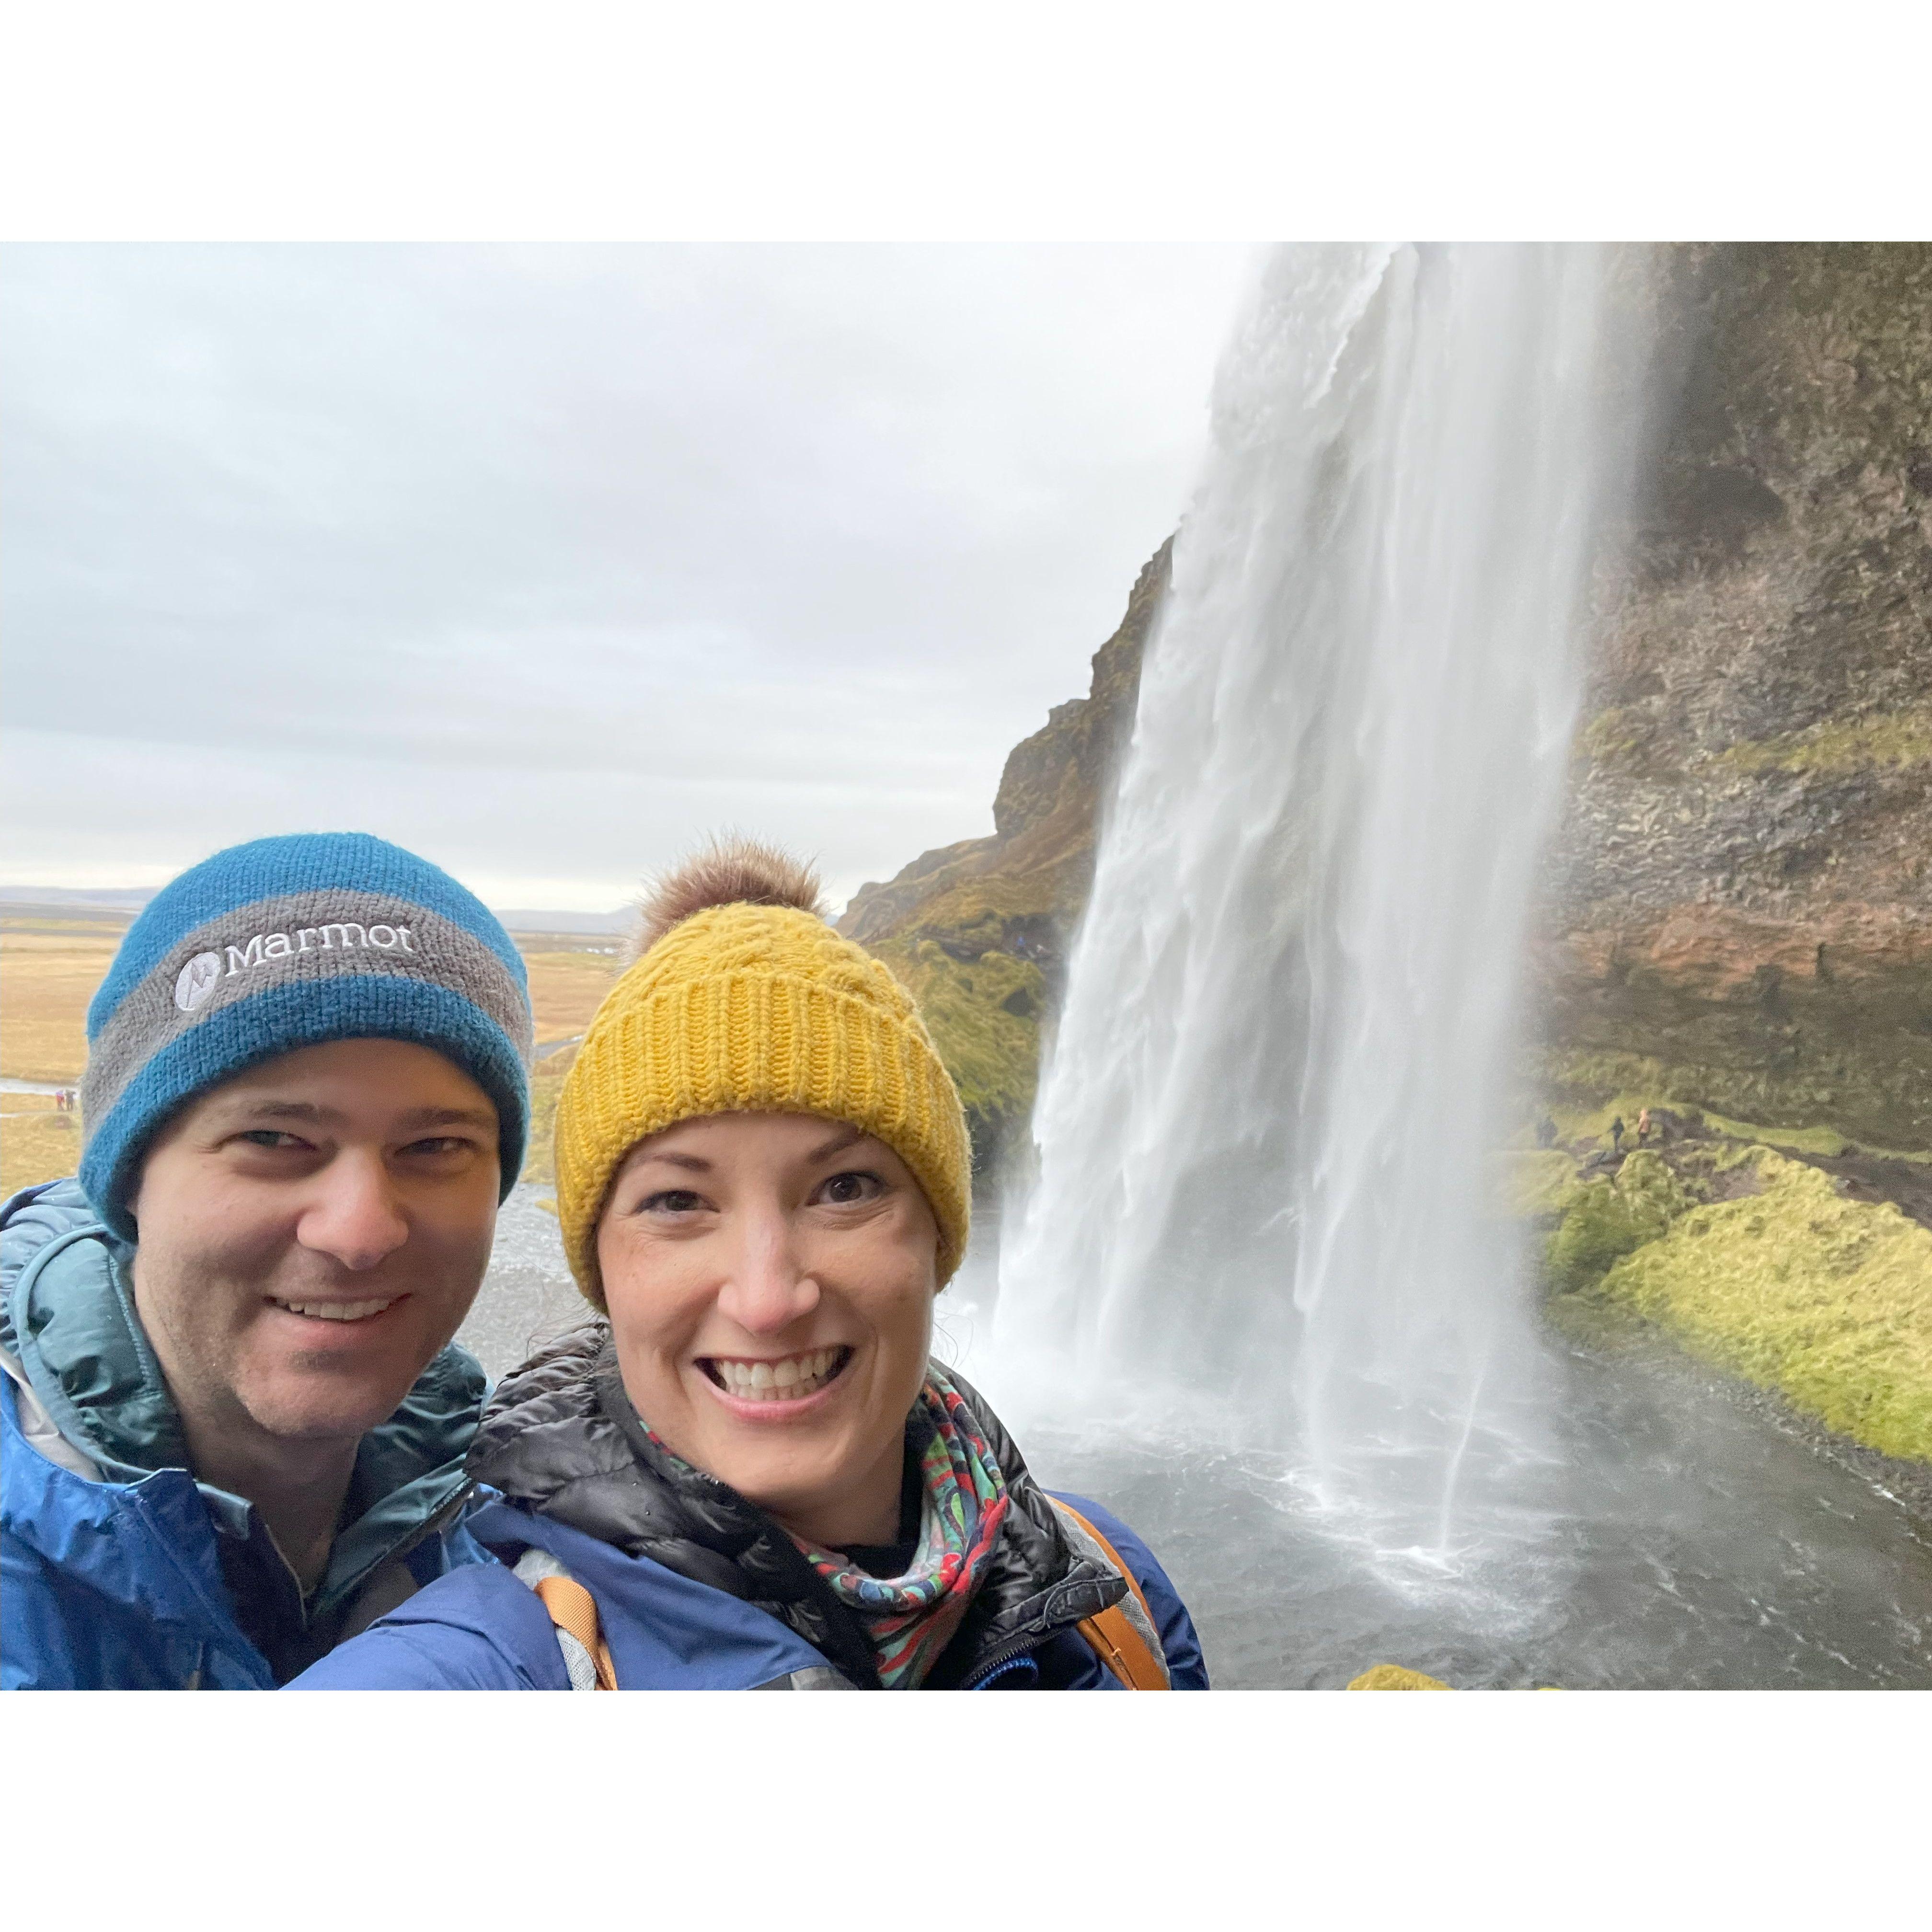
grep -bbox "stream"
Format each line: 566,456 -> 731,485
460,1184 -> 1932,1690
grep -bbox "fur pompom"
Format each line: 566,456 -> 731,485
625,835 -> 827,963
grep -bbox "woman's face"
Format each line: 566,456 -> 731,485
596,1111 -> 942,1550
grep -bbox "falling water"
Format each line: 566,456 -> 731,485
449,240 -> 1932,1681
992,245 -> 1630,1552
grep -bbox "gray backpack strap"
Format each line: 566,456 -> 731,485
513,1546 -> 603,1690
1046,1496 -> 1172,1689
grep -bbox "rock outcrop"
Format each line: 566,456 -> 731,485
839,540 -> 1171,1174
1535,243 -> 1932,1150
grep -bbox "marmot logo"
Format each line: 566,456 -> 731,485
173,923 -> 417,1013
174,951 -> 224,1012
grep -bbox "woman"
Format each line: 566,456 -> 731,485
293,841 -> 1206,1690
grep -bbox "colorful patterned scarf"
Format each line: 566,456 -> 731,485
791,1364 -> 1011,1689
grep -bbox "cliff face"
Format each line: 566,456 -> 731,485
839,540 -> 1170,1173
851,245 -> 1932,1180
1536,243 -> 1932,1150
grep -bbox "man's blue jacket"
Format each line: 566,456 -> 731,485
1,1180 -> 489,1690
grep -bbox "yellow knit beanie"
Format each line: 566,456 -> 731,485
553,845 -> 972,1307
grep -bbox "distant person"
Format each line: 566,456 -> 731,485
1636,1107 -> 1652,1146
1536,1114 -> 1557,1149
293,840 -> 1206,1690
1610,1115 -> 1626,1154
1,833 -> 534,1689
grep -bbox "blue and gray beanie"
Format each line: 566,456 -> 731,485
79,832 -> 535,1240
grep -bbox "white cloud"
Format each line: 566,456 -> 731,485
2,243 -> 1255,910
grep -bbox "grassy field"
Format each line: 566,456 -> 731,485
519,947 -> 618,1050
0,921 -> 617,1197
1,924 -> 122,1086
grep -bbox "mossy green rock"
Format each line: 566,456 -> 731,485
1571,1148 -> 1932,1462
870,938 -> 1046,1178
1544,1150 -> 1700,1296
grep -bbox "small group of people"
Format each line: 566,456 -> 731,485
50,1089 -> 76,1114
1,831 -> 1205,1690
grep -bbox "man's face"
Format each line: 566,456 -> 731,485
128,1038 -> 501,1452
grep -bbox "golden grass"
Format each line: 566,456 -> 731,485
1,932 -> 118,1084
520,948 -> 618,1047
0,1112 -> 83,1196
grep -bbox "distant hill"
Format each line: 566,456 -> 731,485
0,886 -> 157,912
0,885 -> 629,942
493,909 -> 630,937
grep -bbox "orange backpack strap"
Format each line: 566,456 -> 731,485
515,1551 -> 618,1690
1046,1497 -> 1172,1690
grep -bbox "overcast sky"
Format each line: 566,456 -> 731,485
2,244 -> 1254,912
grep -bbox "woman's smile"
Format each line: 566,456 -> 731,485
697,1344 -> 854,1410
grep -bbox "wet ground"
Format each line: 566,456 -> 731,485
456,1185 -> 588,1378
460,1184 -> 1932,1690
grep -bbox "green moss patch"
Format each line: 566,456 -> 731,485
1558,1148 -> 1932,1461
1535,1047 -> 1932,1163
872,939 -> 1044,1178
1543,1150 -> 1703,1296
1716,703 -> 1932,778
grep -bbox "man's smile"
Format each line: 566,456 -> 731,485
267,1293 -> 407,1324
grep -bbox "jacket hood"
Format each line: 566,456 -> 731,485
468,1321 -> 1128,1688
0,1178 -> 485,1621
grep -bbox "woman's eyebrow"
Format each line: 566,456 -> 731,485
640,1150 -> 712,1173
807,1125 -> 866,1162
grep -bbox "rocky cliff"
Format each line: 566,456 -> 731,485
1535,243 -> 1932,1151
849,244 -> 1932,1183
838,540 -> 1170,1173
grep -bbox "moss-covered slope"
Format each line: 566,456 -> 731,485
839,540 -> 1171,1175
1524,1124 -> 1932,1463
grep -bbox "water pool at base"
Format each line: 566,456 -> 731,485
462,1187 -> 1931,1691
1002,1350 -> 1931,1691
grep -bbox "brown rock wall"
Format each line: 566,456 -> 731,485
1538,244 -> 1932,1148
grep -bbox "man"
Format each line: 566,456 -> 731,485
1,832 -> 533,1688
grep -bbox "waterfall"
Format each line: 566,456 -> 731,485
992,245 -> 1631,1547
